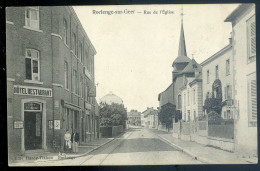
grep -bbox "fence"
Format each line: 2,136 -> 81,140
208,120 -> 234,139
172,120 -> 235,151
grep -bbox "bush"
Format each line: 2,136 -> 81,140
208,111 -> 222,121
204,98 -> 222,114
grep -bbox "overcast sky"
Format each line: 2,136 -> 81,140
73,4 -> 239,112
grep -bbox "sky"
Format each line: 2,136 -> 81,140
73,4 -> 239,112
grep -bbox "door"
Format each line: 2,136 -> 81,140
24,112 -> 42,150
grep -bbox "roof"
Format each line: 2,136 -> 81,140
200,44 -> 232,66
189,74 -> 202,86
141,108 -> 157,117
158,83 -> 173,100
225,4 -> 254,22
181,59 -> 202,74
100,92 -> 123,105
172,23 -> 191,66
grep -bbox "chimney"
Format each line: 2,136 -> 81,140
229,32 -> 232,45
229,37 -> 232,44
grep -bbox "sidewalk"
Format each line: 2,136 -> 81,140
149,129 -> 258,164
10,137 -> 115,165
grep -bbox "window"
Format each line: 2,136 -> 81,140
207,70 -> 210,83
79,43 -> 83,62
215,65 -> 219,79
247,15 -> 256,63
177,95 -> 182,110
63,19 -> 68,44
193,88 -> 196,104
226,59 -> 230,75
187,90 -> 190,106
225,85 -> 232,100
73,68 -> 77,94
85,83 -> 88,100
72,33 -> 77,55
248,76 -> 257,126
64,61 -> 68,89
25,49 -> 40,81
25,7 -> 39,29
184,93 -> 186,108
80,75 -> 83,97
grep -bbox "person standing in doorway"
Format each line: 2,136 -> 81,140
64,130 -> 71,152
71,130 -> 79,153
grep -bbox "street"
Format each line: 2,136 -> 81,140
16,127 -> 202,166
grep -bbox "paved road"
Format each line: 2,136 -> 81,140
14,127 -> 202,166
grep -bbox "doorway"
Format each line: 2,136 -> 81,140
24,112 -> 42,150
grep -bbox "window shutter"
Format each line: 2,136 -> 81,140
251,80 -> 257,121
250,21 -> 256,56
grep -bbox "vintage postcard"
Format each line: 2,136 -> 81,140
6,4 -> 257,166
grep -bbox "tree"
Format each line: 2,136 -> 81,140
99,102 -> 127,127
158,103 -> 176,132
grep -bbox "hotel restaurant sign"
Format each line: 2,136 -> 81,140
14,85 -> 52,97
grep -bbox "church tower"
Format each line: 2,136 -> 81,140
172,8 -> 191,81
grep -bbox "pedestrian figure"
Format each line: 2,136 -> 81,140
71,130 -> 79,153
64,130 -> 71,152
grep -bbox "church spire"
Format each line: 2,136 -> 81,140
172,7 -> 191,67
178,7 -> 187,57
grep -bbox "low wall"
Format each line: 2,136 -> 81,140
207,136 -> 235,152
158,124 -> 167,131
112,125 -> 124,137
100,126 -> 112,137
100,125 -> 124,138
172,122 -> 180,138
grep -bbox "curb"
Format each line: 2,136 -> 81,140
152,131 -> 217,164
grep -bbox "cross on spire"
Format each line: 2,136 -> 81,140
180,7 -> 185,23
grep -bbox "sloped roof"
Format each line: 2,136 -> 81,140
172,55 -> 191,65
181,59 -> 202,74
189,73 -> 202,86
224,4 -> 253,22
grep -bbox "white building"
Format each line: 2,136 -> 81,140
225,4 -> 257,156
180,59 -> 203,122
141,107 -> 157,128
201,40 -> 234,119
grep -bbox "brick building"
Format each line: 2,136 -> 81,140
6,6 -> 98,158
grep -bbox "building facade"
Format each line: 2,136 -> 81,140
6,6 -> 98,157
225,4 -> 257,155
201,41 -> 234,119
127,110 -> 141,126
181,68 -> 203,122
141,107 -> 158,128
